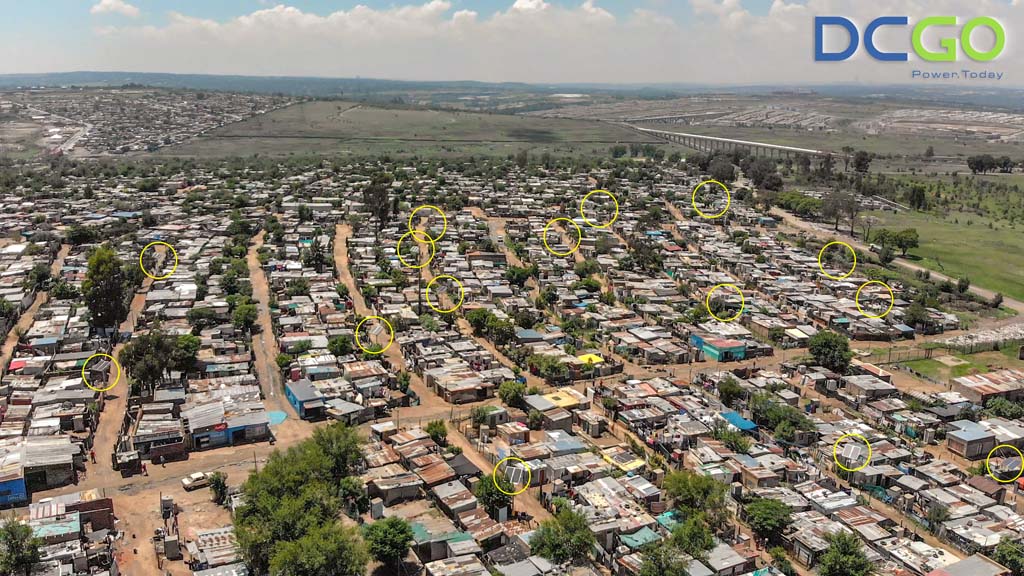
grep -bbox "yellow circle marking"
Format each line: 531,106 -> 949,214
408,205 -> 448,243
705,283 -> 745,323
396,230 -> 436,270
354,316 -> 395,355
855,280 -> 895,319
425,275 -> 465,314
580,189 -> 619,229
542,218 -> 582,257
833,433 -> 872,473
691,180 -> 731,219
492,456 -> 532,496
817,241 -> 857,280
985,444 -> 1024,484
81,353 -> 122,393
139,241 -> 178,281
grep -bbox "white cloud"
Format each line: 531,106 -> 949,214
90,0 -> 140,18
15,0 -> 1023,86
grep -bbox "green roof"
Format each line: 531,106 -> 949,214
620,526 -> 661,550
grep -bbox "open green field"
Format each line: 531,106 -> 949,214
680,125 -> 1023,158
160,101 -> 687,158
903,344 -> 1024,382
869,210 -> 1024,302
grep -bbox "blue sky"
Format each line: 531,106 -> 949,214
2,0 -> 1016,86
8,0 -> 777,30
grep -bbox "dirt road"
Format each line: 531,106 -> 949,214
0,244 -> 70,370
333,223 -> 442,408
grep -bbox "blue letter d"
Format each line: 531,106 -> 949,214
815,16 -> 859,61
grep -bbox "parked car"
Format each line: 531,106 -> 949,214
181,472 -> 211,491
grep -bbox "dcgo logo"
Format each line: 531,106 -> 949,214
815,16 -> 1005,62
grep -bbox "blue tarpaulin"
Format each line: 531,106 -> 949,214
720,411 -> 757,431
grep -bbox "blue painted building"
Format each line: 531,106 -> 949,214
0,474 -> 28,507
689,334 -> 747,362
285,379 -> 325,420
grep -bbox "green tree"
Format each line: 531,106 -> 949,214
0,299 -> 15,320
818,531 -> 872,576
26,264 -> 50,290
808,330 -> 853,374
50,280 -> 80,300
926,505 -> 950,533
527,409 -> 545,430
268,524 -> 367,576
232,304 -> 258,331
670,513 -> 715,559
425,419 -> 447,445
301,240 -> 328,273
498,380 -> 527,408
992,538 -> 1024,576
904,302 -> 929,327
639,541 -> 690,576
466,308 -> 493,335
471,405 -> 495,427
717,377 -> 744,408
0,517 -> 42,576
119,330 -> 176,395
311,424 -> 364,479
745,498 -> 793,545
328,335 -> 353,357
475,474 -> 513,517
83,244 -> 129,333
708,158 -> 735,184
364,516 -> 414,570
209,472 -> 228,505
663,470 -> 729,532
171,334 -> 201,373
712,423 -> 752,454
187,307 -> 219,331
894,228 -> 919,256
770,546 -> 797,576
529,508 -> 595,565
276,354 -> 293,369
339,476 -> 370,517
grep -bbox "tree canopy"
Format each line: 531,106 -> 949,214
234,424 -> 366,575
364,516 -> 414,569
474,473 -> 513,517
992,538 -> 1024,576
744,498 -> 793,545
0,518 -> 42,576
818,531 -> 873,576
83,244 -> 130,332
663,470 -> 730,532
529,508 -> 595,565
808,330 -> 853,374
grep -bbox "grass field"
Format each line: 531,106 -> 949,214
161,101 -> 687,158
680,125 -> 1023,158
868,210 -> 1024,302
903,345 -> 1024,382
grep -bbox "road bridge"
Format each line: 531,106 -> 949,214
628,124 -> 832,159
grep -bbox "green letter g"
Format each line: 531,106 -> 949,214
913,16 -> 957,61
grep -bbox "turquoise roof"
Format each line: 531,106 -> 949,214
620,526 -> 661,549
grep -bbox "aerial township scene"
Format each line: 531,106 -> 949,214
2,2 -> 1024,576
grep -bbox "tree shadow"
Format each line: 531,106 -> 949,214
371,561 -> 421,576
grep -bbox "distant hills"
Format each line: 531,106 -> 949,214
1,71 -> 1022,110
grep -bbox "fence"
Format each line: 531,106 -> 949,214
861,347 -> 935,366
860,338 -> 1024,366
